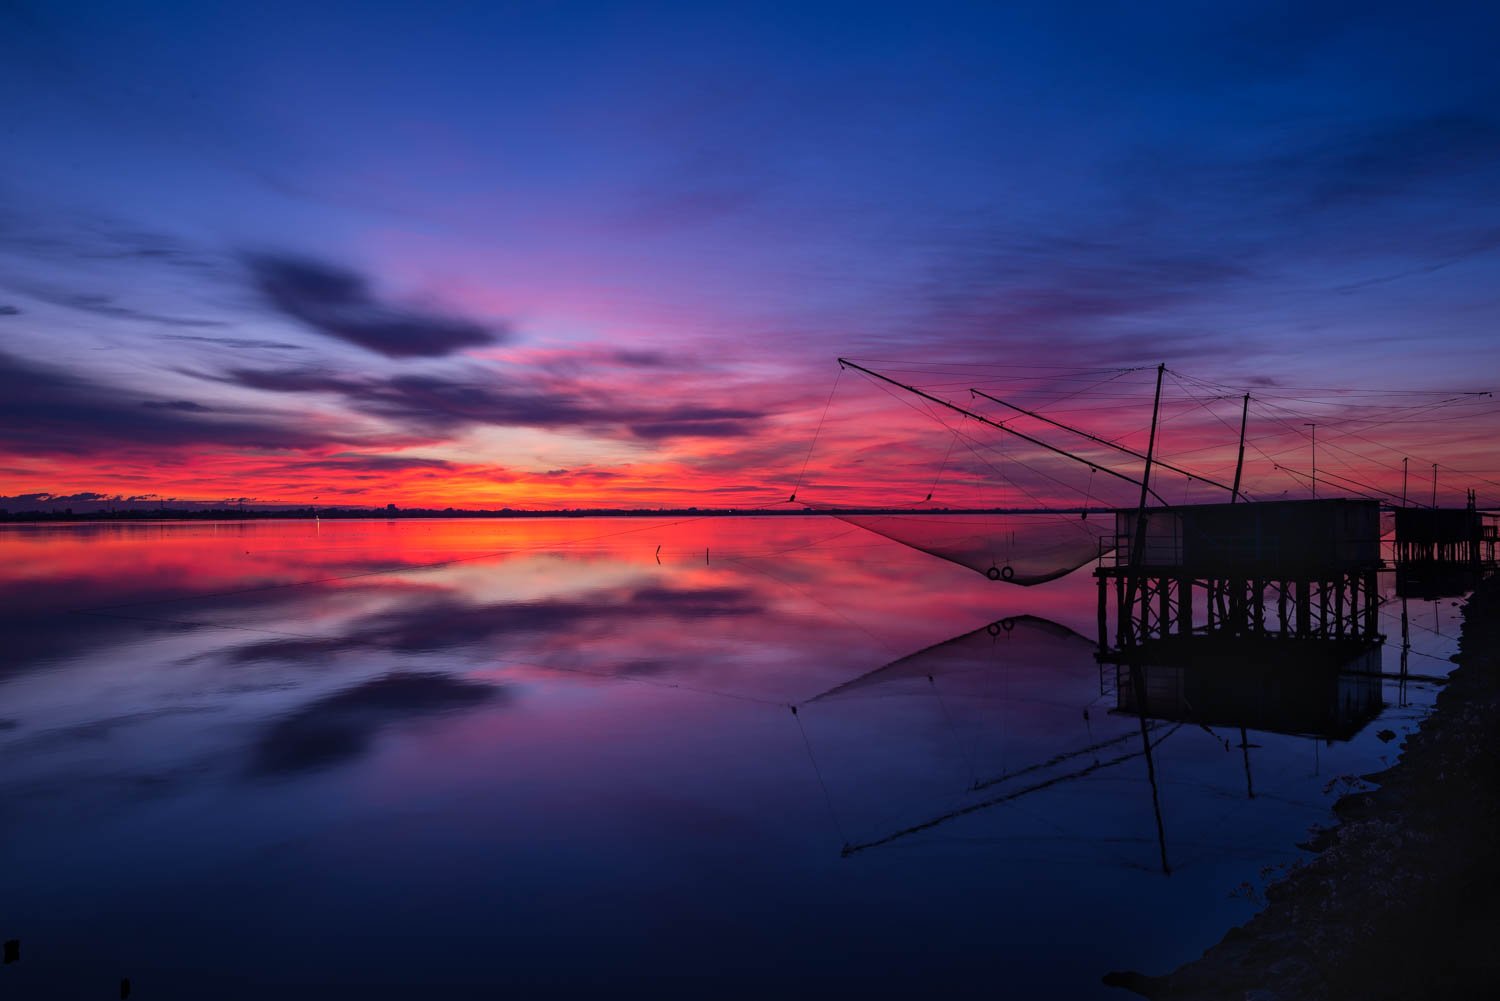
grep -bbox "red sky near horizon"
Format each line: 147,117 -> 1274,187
3,3 -> 1499,511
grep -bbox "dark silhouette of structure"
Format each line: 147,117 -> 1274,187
1096,498 -> 1384,649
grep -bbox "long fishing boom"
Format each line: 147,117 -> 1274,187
968,387 -> 1245,500
836,358 -> 1169,506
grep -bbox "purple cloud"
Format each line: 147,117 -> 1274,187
247,254 -> 505,358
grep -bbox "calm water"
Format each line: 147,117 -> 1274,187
0,518 -> 1464,998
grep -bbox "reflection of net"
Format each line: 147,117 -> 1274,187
809,613 -> 1097,702
827,508 -> 1114,585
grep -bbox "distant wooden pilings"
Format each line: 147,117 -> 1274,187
1393,493 -> 1497,569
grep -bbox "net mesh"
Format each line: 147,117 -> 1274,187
816,504 -> 1115,585
808,613 -> 1098,702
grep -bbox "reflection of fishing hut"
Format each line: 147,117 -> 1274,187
1105,635 -> 1384,741
1096,499 -> 1383,649
1395,562 -> 1484,601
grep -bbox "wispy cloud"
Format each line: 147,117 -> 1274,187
211,365 -> 766,441
246,254 -> 506,358
0,349 -> 328,454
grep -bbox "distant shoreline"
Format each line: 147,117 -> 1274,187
0,506 -> 1112,523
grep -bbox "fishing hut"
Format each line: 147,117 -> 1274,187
1096,498 -> 1384,651
1392,492 -> 1498,598
1393,491 -> 1497,567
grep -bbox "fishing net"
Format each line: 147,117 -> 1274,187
810,503 -> 1115,585
789,363 -> 1138,584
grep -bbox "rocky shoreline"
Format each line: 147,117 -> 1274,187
1104,574 -> 1500,1000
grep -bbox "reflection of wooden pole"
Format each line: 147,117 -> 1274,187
1400,595 -> 1410,707
1129,664 -> 1171,875
1240,726 -> 1255,800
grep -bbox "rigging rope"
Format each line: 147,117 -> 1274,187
788,366 -> 843,503
791,705 -> 850,851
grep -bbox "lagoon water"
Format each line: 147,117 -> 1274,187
0,517 -> 1465,997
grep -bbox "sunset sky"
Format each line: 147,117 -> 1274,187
3,1 -> 1498,510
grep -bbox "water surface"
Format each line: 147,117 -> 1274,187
0,517 -> 1464,997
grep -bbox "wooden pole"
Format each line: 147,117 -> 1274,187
1123,365 -> 1167,624
1231,393 -> 1249,503
969,388 -> 1238,498
837,359 -> 1168,503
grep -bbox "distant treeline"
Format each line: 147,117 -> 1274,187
0,506 -> 1111,523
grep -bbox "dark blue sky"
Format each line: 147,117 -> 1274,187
2,1 -> 1498,506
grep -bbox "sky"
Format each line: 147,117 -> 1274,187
2,0 -> 1499,510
